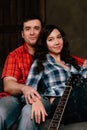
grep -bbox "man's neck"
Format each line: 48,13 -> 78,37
26,43 -> 35,56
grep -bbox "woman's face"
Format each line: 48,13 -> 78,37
46,29 -> 63,56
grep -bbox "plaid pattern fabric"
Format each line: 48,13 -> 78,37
0,92 -> 10,98
26,54 -> 87,97
2,43 -> 33,84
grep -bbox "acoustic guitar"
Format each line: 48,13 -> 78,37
48,74 -> 81,130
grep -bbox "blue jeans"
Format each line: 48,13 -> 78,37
0,96 -> 21,130
17,96 -> 51,130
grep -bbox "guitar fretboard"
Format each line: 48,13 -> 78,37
48,85 -> 72,130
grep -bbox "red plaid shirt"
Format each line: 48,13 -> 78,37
2,43 -> 33,84
0,43 -> 33,97
71,55 -> 85,66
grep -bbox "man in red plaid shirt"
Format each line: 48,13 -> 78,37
0,15 -> 43,130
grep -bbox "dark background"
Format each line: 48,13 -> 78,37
46,0 -> 87,59
0,0 -> 87,68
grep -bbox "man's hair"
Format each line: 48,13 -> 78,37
21,14 -> 44,30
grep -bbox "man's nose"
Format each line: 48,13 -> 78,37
30,28 -> 34,34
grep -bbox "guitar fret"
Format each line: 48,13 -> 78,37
52,119 -> 60,123
59,101 -> 66,104
51,120 -> 60,123
57,104 -> 65,107
62,95 -> 69,97
49,122 -> 58,128
54,110 -> 62,114
54,112 -> 62,116
53,114 -> 61,119
60,98 -> 67,101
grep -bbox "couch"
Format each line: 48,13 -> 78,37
42,119 -> 87,130
10,119 -> 87,130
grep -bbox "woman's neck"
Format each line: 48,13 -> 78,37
49,53 -> 69,69
49,53 -> 61,63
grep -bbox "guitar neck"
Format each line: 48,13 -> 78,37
48,85 -> 72,130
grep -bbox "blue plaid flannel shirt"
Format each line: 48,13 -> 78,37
25,54 -> 87,97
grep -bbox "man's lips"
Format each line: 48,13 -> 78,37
30,37 -> 36,40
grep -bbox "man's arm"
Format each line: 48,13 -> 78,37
71,55 -> 87,67
3,76 -> 24,95
3,76 -> 41,104
83,60 -> 87,67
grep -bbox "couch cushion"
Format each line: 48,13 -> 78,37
61,122 -> 87,130
42,119 -> 87,130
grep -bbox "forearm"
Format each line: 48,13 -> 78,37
31,98 -> 47,123
3,77 -> 41,103
83,60 -> 87,67
3,77 -> 24,96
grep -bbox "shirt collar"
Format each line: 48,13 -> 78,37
46,54 -> 78,73
46,54 -> 56,63
23,42 -> 29,53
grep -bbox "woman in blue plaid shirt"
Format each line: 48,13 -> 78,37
18,25 -> 87,130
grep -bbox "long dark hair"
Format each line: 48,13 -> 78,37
34,24 -> 80,73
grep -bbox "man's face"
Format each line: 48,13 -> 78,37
22,19 -> 42,46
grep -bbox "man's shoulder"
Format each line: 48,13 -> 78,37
9,44 -> 24,56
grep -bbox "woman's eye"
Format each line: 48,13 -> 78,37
57,35 -> 62,39
48,38 -> 53,41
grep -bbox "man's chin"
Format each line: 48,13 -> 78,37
30,42 -> 36,46
30,40 -> 37,44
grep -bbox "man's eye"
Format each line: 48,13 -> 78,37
35,27 -> 40,30
26,28 -> 30,31
24,28 -> 30,31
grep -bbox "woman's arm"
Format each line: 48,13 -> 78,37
31,98 -> 48,124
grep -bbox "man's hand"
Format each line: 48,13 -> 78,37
83,60 -> 87,67
31,98 -> 48,124
3,77 -> 41,104
21,85 -> 41,104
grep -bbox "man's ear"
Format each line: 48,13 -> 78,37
83,60 -> 87,67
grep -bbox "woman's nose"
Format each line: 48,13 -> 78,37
55,39 -> 59,44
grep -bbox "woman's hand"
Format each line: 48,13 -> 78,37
31,98 -> 48,124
